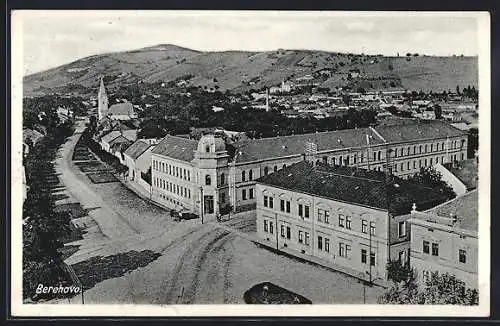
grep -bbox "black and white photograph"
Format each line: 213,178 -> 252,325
10,10 -> 490,317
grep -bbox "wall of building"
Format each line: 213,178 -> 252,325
151,154 -> 197,212
256,183 -> 391,281
410,221 -> 478,289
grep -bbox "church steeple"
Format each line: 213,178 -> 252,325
98,76 -> 109,120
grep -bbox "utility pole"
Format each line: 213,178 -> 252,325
200,186 -> 204,224
275,211 -> 279,251
369,224 -> 373,285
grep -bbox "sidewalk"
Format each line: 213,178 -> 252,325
211,220 -> 388,289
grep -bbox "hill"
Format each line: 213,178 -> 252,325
23,44 -> 478,97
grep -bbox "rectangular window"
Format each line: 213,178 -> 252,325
318,236 -> 323,250
339,243 -> 345,257
432,243 -> 439,256
362,220 -> 368,233
318,209 -> 324,222
298,230 -> 304,244
407,162 -> 410,170
399,250 -> 407,265
346,216 -> 352,230
286,226 -> 291,239
249,170 -> 253,181
413,161 -> 416,169
370,252 -> 376,266
324,210 -> 330,224
324,238 -> 330,252
280,199 -> 285,212
370,222 -> 376,235
249,188 -> 254,199
304,205 -> 310,219
298,204 -> 303,217
280,225 -> 285,238
398,221 -> 406,237
264,220 -> 268,232
269,197 -> 274,209
187,171 -> 190,181
242,189 -> 247,200
400,163 -> 404,171
269,221 -> 274,234
361,249 -> 367,264
286,201 -> 291,213
339,214 -> 345,227
305,232 -> 310,245
423,240 -> 430,254
459,249 -> 467,263
346,244 -> 351,258
264,196 -> 268,207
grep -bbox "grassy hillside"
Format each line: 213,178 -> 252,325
23,44 -> 478,97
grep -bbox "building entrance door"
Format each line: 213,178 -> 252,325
204,195 -> 214,214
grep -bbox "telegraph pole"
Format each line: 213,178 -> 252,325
200,186 -> 204,224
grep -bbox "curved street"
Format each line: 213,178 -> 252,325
57,119 -> 383,304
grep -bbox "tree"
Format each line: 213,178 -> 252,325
433,104 -> 442,119
408,166 -> 456,200
456,85 -> 461,95
379,271 -> 478,305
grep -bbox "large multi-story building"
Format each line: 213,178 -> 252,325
254,160 -> 449,281
150,119 -> 467,219
407,190 -> 478,289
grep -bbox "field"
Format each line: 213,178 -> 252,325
86,172 -> 119,184
23,44 -> 478,96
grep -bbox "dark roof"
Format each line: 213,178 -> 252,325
231,120 -> 466,163
374,120 -> 466,143
151,135 -> 198,163
123,140 -> 153,160
257,161 -> 448,214
444,159 -> 478,190
233,128 -> 384,163
111,140 -> 133,153
108,135 -> 131,147
425,190 -> 478,231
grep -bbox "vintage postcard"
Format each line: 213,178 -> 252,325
11,10 -> 490,317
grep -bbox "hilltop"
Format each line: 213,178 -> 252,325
23,44 -> 478,97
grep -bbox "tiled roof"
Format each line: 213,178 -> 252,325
151,135 -> 198,163
108,135 -> 131,148
444,159 -> 478,190
257,161 -> 448,214
374,119 -> 466,143
108,102 -> 135,116
425,190 -> 478,231
233,128 -> 384,163
123,140 -> 153,160
101,130 -> 137,144
110,139 -> 133,153
231,120 -> 465,163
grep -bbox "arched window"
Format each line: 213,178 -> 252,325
394,149 -> 398,158
249,169 -> 253,180
339,155 -> 343,165
419,145 -> 422,154
322,156 -> 328,164
353,154 -> 357,164
242,170 -> 246,182
442,142 -> 445,150
407,147 -> 411,155
424,144 -> 428,153
282,164 -> 286,169
205,145 -> 210,153
220,173 -> 225,185
400,148 -> 404,157
264,167 -> 269,176
377,151 -> 381,161
331,157 -> 336,165
345,155 -> 350,165
274,165 -> 278,173
205,174 -> 211,186
413,146 -> 417,154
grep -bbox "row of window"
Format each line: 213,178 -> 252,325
241,188 -> 255,200
263,199 -> 377,235
422,240 -> 467,263
320,140 -> 464,167
153,177 -> 191,199
153,160 -> 191,181
262,220 -> 375,264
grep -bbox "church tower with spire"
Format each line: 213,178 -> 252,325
98,76 -> 109,120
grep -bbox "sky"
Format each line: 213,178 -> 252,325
15,11 -> 482,76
